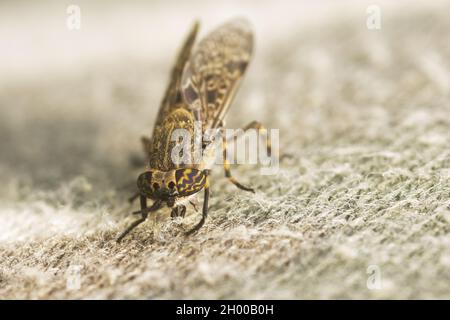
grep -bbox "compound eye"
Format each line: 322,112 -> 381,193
175,169 -> 206,196
153,182 -> 160,190
168,181 -> 176,189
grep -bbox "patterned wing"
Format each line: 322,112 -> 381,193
181,18 -> 253,130
153,21 -> 199,129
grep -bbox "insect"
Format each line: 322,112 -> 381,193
117,18 -> 271,242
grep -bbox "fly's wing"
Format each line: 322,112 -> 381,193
181,19 -> 253,130
153,21 -> 199,129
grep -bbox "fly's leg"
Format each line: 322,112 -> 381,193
222,121 -> 273,192
117,195 -> 147,243
170,205 -> 186,218
189,200 -> 199,212
223,133 -> 255,193
128,192 -> 140,204
227,121 -> 271,156
117,197 -> 161,243
186,172 -> 210,235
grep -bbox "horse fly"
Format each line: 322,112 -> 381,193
117,18 -> 271,242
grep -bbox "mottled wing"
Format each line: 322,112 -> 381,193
153,21 -> 199,129
181,19 -> 253,130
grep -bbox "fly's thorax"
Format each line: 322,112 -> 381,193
149,107 -> 196,171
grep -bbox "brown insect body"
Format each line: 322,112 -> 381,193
117,18 -> 267,242
149,107 -> 196,171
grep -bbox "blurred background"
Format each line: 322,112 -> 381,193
1,0 -> 449,299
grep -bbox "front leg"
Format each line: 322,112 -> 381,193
222,121 -> 273,192
117,197 -> 161,243
185,172 -> 210,235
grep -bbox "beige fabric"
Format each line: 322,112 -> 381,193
0,1 -> 449,299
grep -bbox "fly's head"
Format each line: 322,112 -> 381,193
137,168 -> 207,207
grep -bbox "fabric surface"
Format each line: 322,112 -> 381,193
0,1 -> 449,299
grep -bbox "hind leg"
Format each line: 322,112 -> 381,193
222,133 -> 255,193
222,121 -> 271,193
226,121 -> 271,156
